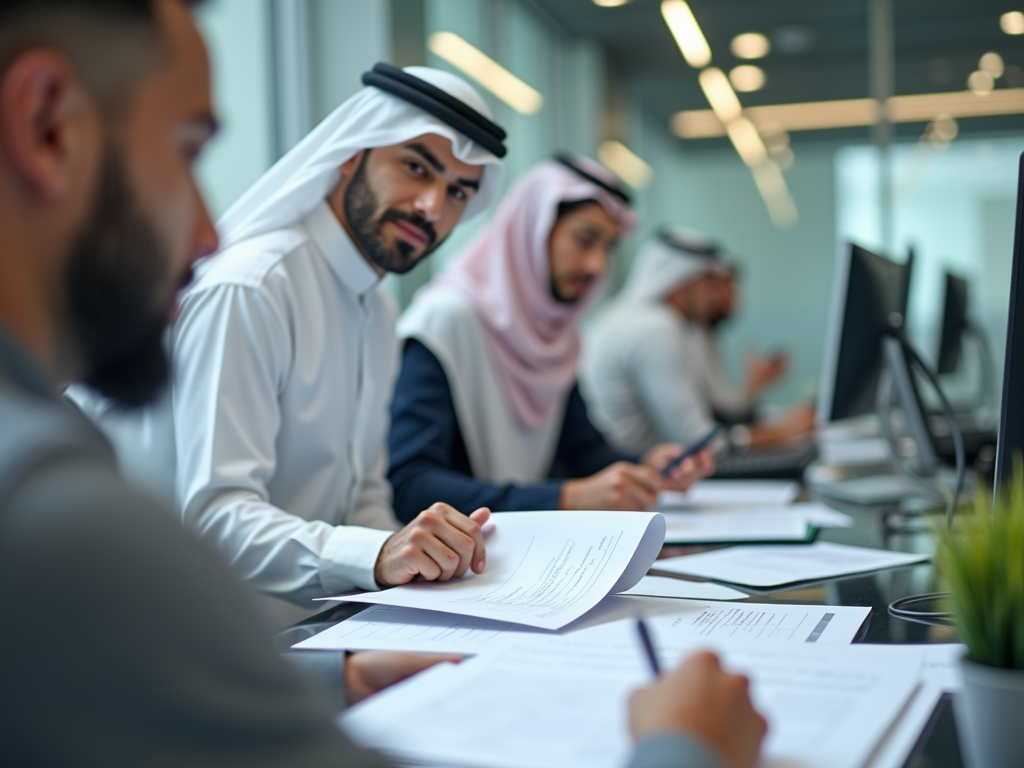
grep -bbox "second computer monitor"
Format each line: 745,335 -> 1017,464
817,242 -> 915,424
936,272 -> 969,376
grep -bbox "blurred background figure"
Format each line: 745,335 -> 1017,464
582,227 -> 815,456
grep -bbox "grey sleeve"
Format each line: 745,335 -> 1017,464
0,454 -> 392,768
627,733 -> 725,768
285,650 -> 349,712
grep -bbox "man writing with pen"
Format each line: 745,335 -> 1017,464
388,155 -> 715,522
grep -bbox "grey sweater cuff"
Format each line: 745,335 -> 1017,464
627,732 -> 725,768
283,650 -> 348,712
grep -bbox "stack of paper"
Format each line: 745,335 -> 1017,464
294,595 -> 869,653
654,541 -> 930,588
341,628 -> 925,768
657,480 -> 853,545
617,574 -> 748,601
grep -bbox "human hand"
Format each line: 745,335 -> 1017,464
744,347 -> 788,399
777,403 -> 816,438
641,444 -> 715,492
559,461 -> 665,511
345,651 -> 461,704
374,504 -> 489,587
629,651 -> 767,768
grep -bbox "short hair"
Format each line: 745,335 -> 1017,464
0,1 -> 204,116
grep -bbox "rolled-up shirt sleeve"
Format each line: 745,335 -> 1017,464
171,283 -> 391,605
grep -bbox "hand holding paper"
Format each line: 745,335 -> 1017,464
375,504 -> 490,587
326,511 -> 666,630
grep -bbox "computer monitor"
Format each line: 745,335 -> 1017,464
817,242 -> 916,424
994,153 -> 1024,489
936,272 -> 969,376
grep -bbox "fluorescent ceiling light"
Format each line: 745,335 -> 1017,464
699,67 -> 743,123
731,32 -> 770,60
729,64 -> 766,93
428,32 -> 543,115
751,161 -> 798,229
980,52 -> 1005,78
725,117 -> 768,166
661,0 -> 711,68
1001,11 -> 1024,35
671,89 -> 1024,138
592,0 -> 631,6
598,140 -> 653,189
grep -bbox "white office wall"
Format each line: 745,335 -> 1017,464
194,0 -> 276,219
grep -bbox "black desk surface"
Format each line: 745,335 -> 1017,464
280,496 -> 964,768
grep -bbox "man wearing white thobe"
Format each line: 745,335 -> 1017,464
71,64 -> 507,618
582,227 -> 813,456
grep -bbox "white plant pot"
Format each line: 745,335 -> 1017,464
955,656 -> 1024,768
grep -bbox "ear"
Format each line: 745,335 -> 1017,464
338,150 -> 365,179
0,50 -> 96,201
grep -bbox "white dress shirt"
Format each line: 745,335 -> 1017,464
72,202 -> 399,609
581,301 -> 716,454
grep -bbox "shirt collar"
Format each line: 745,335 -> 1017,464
0,324 -> 57,401
304,201 -> 382,297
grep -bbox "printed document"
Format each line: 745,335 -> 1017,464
658,480 -> 800,508
293,595 -> 866,653
662,511 -> 813,544
317,511 -> 666,630
618,574 -> 748,601
654,541 -> 929,587
342,632 -> 923,768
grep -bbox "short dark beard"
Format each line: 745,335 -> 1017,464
64,148 -> 183,409
343,150 -> 441,275
550,276 -> 579,305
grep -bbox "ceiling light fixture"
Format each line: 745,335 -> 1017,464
725,117 -> 768,166
592,0 -> 631,6
729,64 -> 766,92
751,161 -> 799,229
731,32 -> 770,60
968,69 -> 995,95
922,114 -> 959,145
671,88 -> 1024,138
698,67 -> 743,123
661,1 -> 797,229
661,0 -> 712,68
428,32 -> 543,114
1001,11 -> 1024,35
598,140 -> 653,189
980,52 -> 1005,78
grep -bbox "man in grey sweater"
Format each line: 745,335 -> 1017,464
0,1 -> 766,767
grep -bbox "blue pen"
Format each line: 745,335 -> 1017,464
635,618 -> 662,677
660,424 -> 724,477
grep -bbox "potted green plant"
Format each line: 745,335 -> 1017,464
937,467 -> 1024,768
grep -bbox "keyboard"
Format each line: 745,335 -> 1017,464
712,444 -> 819,480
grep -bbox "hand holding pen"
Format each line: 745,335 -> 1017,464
630,619 -> 767,768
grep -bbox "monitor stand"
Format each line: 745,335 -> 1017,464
808,334 -> 972,508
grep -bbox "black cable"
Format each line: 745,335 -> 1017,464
882,327 -> 967,626
894,328 -> 966,527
